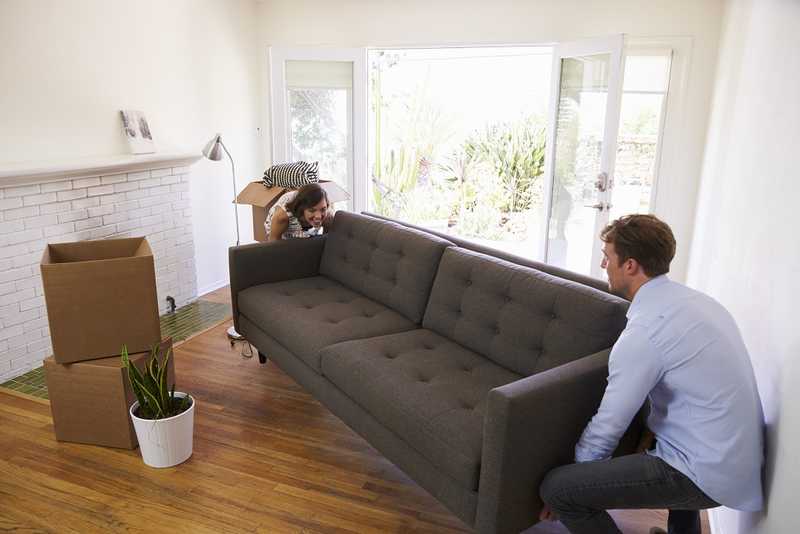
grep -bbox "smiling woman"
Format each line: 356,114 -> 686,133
265,183 -> 332,241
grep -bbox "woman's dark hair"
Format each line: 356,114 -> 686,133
600,214 -> 676,277
285,184 -> 329,222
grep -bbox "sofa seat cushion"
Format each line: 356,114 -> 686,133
238,276 -> 417,372
319,329 -> 522,490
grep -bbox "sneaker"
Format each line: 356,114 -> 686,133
649,528 -> 667,534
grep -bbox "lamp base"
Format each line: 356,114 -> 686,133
227,326 -> 245,340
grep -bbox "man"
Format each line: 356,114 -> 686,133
539,214 -> 764,534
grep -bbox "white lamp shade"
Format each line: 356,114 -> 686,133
202,134 -> 223,161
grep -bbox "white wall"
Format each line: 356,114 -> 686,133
0,0 -> 264,294
256,0 -> 725,282
688,0 -> 800,533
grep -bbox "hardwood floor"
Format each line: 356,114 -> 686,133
0,287 -> 709,533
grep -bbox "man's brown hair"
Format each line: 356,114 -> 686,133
600,214 -> 676,277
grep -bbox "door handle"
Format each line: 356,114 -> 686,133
584,202 -> 612,211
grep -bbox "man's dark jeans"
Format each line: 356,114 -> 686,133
540,453 -> 719,534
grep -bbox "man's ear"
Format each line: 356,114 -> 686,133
625,257 -> 641,275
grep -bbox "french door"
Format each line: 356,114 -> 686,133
268,40 -> 675,278
542,36 -> 624,278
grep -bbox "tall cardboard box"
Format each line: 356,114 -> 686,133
44,338 -> 176,449
235,180 -> 350,242
41,237 -> 161,364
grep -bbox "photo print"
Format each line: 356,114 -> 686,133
120,109 -> 155,154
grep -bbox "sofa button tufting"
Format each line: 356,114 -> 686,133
465,280 -> 472,286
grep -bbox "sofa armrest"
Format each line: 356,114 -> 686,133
475,349 -> 612,534
228,237 -> 326,331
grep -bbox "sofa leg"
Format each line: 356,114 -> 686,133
258,351 -> 268,364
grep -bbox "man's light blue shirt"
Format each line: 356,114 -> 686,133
574,275 -> 764,511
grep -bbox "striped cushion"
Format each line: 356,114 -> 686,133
262,161 -> 319,188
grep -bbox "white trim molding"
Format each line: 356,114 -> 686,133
0,152 -> 202,186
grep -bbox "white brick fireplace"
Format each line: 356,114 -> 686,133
0,154 -> 201,382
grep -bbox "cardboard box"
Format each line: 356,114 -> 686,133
44,338 -> 176,449
235,180 -> 350,242
41,237 -> 161,364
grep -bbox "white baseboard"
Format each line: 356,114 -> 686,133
197,278 -> 229,297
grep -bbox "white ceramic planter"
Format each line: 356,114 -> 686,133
129,392 -> 195,468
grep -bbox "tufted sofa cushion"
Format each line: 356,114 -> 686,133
320,212 -> 453,324
319,329 -> 521,490
238,276 -> 417,372
423,248 -> 629,376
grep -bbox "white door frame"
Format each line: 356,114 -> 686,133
269,47 -> 368,212
540,34 -> 625,277
622,36 -> 691,218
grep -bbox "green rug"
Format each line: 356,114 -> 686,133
0,299 -> 231,400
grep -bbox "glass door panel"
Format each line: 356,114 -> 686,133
543,36 -> 623,278
287,86 -> 349,191
608,52 -> 672,221
548,55 -> 611,273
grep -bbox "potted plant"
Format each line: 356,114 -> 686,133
122,343 -> 195,468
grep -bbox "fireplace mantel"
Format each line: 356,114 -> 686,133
0,152 -> 202,186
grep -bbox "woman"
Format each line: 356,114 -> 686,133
265,183 -> 332,241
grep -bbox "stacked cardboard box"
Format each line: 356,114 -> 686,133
44,339 -> 174,449
40,237 -> 168,449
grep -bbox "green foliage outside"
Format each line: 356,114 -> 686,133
370,52 -> 547,242
122,344 -> 190,420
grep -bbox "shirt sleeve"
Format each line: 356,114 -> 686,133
574,325 -> 663,462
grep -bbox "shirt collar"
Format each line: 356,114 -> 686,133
626,274 -> 670,319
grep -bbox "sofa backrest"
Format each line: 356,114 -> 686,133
320,211 -> 453,324
362,212 -> 611,293
423,247 -> 629,376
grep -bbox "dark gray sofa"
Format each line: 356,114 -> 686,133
229,211 -> 639,534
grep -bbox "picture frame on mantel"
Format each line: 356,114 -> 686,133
120,110 -> 155,154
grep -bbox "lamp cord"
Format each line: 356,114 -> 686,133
218,139 -> 240,246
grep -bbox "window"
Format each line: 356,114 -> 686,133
368,47 -> 552,258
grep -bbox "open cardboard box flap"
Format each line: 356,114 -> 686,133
235,180 -> 349,208
234,180 -> 350,241
40,237 -> 161,363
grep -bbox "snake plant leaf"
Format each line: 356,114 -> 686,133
157,347 -> 171,410
122,345 -> 163,418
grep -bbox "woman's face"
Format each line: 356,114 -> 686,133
302,199 -> 328,227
